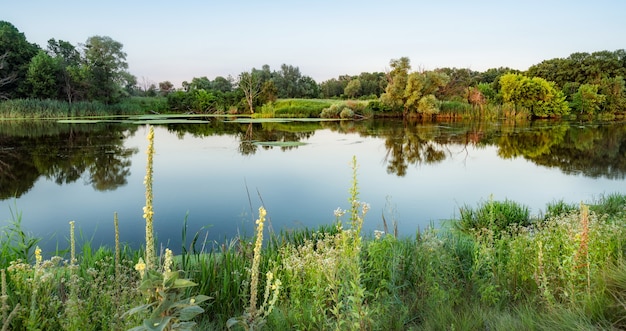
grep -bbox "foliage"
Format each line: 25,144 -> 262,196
125,249 -> 210,331
0,21 -> 39,99
84,36 -> 130,104
500,73 -> 570,117
227,207 -> 281,331
571,84 -> 605,115
380,58 -> 449,116
260,99 -> 333,118
455,197 -> 531,235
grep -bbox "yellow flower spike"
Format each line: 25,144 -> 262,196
135,257 -> 146,279
34,246 -> 42,266
69,221 -> 76,264
143,125 -> 156,270
163,248 -> 173,273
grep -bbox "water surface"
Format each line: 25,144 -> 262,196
1,118 -> 625,253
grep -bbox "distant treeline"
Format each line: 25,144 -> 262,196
1,20 -> 625,118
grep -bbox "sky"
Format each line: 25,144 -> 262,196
4,0 -> 626,88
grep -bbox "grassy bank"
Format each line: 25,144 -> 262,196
2,127 -> 626,330
0,97 -> 168,119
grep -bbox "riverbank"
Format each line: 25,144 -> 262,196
2,191 -> 625,330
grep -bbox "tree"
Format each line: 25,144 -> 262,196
83,35 -> 129,104
211,76 -> 233,93
273,64 -> 302,98
47,39 -> 84,104
381,57 -> 411,113
0,51 -> 17,99
344,79 -> 362,99
572,84 -> 605,115
599,76 -> 626,113
500,73 -> 569,117
25,50 -> 59,99
238,70 -> 262,113
159,81 -> 174,96
0,21 -> 39,98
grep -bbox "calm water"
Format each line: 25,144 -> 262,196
1,118 -> 625,253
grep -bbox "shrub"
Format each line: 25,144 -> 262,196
456,197 -> 531,235
320,104 -> 342,118
339,107 -> 354,119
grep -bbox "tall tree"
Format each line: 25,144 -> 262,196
47,39 -> 84,104
238,70 -> 262,113
572,84 -> 605,115
344,79 -> 362,99
381,57 -> 411,113
0,21 -> 39,98
83,35 -> 129,104
0,51 -> 17,99
25,50 -> 59,99
500,73 -> 569,117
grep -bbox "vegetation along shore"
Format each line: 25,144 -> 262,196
1,21 -> 625,120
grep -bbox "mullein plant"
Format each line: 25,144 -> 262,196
125,248 -> 210,331
227,207 -> 282,331
125,126 -> 209,330
144,125 -> 156,270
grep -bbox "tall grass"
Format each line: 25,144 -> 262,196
0,97 -> 166,119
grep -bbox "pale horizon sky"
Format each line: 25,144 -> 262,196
5,1 -> 626,88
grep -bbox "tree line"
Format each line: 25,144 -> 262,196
1,20 -> 625,118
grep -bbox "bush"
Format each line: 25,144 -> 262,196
339,107 -> 354,119
456,198 -> 531,234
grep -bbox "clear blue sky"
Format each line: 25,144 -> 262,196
5,0 -> 625,88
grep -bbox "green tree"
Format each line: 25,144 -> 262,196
0,51 -> 17,99
344,79 -> 362,99
273,63 -> 302,98
25,50 -> 59,99
188,76 -> 212,91
211,76 -> 233,92
381,57 -> 411,113
320,77 -> 347,98
572,84 -> 606,115
47,39 -> 85,104
83,35 -> 129,104
0,21 -> 39,98
500,73 -> 569,117
158,81 -> 174,96
599,76 -> 626,113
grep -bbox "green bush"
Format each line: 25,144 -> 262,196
339,107 -> 354,119
456,198 -> 531,234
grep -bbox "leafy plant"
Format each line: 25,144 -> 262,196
456,196 -> 531,235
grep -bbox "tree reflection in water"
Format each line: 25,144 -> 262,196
1,118 -> 625,202
0,121 -> 138,199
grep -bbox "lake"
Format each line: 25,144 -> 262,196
1,117 -> 625,254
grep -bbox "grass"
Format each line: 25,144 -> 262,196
2,124 -> 626,330
0,97 -> 167,119
2,193 -> 626,330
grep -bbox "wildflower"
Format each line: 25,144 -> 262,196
135,258 -> 146,279
163,248 -> 173,273
362,202 -> 371,214
34,246 -> 42,266
374,230 -> 385,240
69,221 -> 76,264
249,207 -> 266,315
334,207 -> 346,218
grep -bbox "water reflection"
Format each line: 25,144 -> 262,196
1,118 -> 626,202
0,121 -> 139,199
